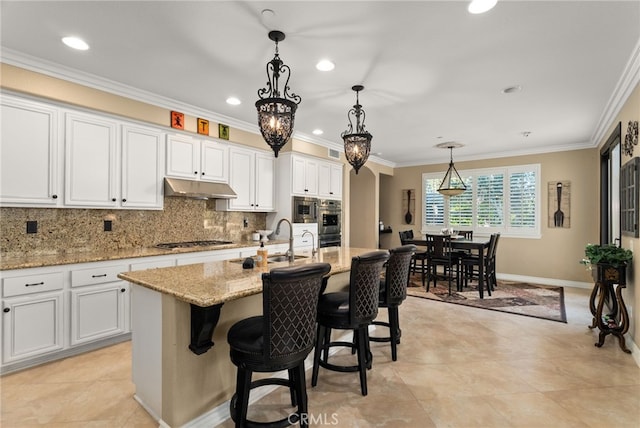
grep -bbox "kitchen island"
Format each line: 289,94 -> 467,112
117,246 -> 377,427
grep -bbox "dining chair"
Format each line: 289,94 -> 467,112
399,230 -> 428,286
425,234 -> 461,294
460,233 -> 500,296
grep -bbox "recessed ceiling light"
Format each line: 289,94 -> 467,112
316,60 -> 335,71
62,36 -> 89,50
312,129 -> 324,135
468,0 -> 498,14
501,85 -> 522,94
226,97 -> 241,105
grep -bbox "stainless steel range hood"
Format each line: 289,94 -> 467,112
164,178 -> 237,200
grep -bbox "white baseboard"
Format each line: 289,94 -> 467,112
496,273 -> 593,289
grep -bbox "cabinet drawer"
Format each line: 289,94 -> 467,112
3,272 -> 64,298
71,265 -> 127,287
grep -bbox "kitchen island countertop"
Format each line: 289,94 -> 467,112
117,246 -> 374,307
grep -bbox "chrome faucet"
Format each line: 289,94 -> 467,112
275,218 -> 295,262
302,230 -> 317,257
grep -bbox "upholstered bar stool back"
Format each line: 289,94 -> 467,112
370,244 -> 416,361
227,263 -> 331,428
311,250 -> 389,396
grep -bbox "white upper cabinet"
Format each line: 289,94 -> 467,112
166,134 -> 228,182
217,145 -> 274,211
121,124 -> 164,209
291,156 -> 318,196
0,95 -> 61,206
65,111 -> 119,207
201,140 -> 228,182
318,162 -> 343,199
277,153 -> 343,200
65,112 -> 164,209
254,152 -> 275,211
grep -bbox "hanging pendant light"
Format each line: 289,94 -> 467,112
437,144 -> 467,196
341,85 -> 372,174
255,30 -> 301,157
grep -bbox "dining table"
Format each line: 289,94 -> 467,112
407,236 -> 492,298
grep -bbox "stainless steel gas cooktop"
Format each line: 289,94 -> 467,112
154,240 -> 233,249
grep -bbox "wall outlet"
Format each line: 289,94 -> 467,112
104,220 -> 113,232
26,220 -> 37,234
243,217 -> 249,228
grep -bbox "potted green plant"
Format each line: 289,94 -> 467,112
581,243 -> 633,269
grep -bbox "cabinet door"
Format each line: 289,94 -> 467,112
121,125 -> 164,209
254,153 -> 275,211
200,140 -> 228,182
65,112 -> 118,207
291,156 -> 307,194
304,158 -> 319,195
70,282 -> 129,345
318,162 -> 331,197
166,134 -> 199,179
0,96 -> 60,206
292,156 -> 318,196
228,147 -> 255,210
2,292 -> 64,363
329,163 -> 343,199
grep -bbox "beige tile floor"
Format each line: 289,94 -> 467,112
2,286 -> 639,427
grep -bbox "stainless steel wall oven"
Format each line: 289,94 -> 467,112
318,199 -> 341,247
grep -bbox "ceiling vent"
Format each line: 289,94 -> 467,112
328,148 -> 340,160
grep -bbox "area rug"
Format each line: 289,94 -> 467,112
407,274 -> 567,323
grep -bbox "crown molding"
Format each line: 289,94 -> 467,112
591,37 -> 640,147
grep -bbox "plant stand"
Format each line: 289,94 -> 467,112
588,263 -> 631,353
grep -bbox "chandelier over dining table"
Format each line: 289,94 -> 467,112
255,30 -> 301,157
437,143 -> 467,196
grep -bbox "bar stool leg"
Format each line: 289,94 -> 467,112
356,327 -> 369,396
311,324 -> 325,387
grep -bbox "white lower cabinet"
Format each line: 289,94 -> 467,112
70,264 -> 130,345
70,282 -> 129,345
2,271 -> 65,364
2,291 -> 64,363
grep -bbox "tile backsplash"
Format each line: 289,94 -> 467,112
0,197 -> 266,257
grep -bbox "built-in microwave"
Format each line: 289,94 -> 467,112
292,196 -> 318,223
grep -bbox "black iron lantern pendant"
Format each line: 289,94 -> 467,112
342,85 -> 372,174
255,30 -> 301,158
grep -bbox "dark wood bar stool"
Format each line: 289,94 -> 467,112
227,263 -> 331,428
369,245 -> 416,361
311,250 -> 389,396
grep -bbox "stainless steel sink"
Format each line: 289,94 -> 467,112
267,255 -> 308,263
228,254 -> 308,265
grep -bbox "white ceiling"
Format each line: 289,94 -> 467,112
1,1 -> 639,166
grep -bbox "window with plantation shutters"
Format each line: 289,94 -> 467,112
424,178 -> 444,226
476,173 -> 504,228
449,175 -> 473,228
422,164 -> 540,238
509,170 -> 537,230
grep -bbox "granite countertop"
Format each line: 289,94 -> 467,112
0,240 -> 289,271
117,247 -> 377,307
